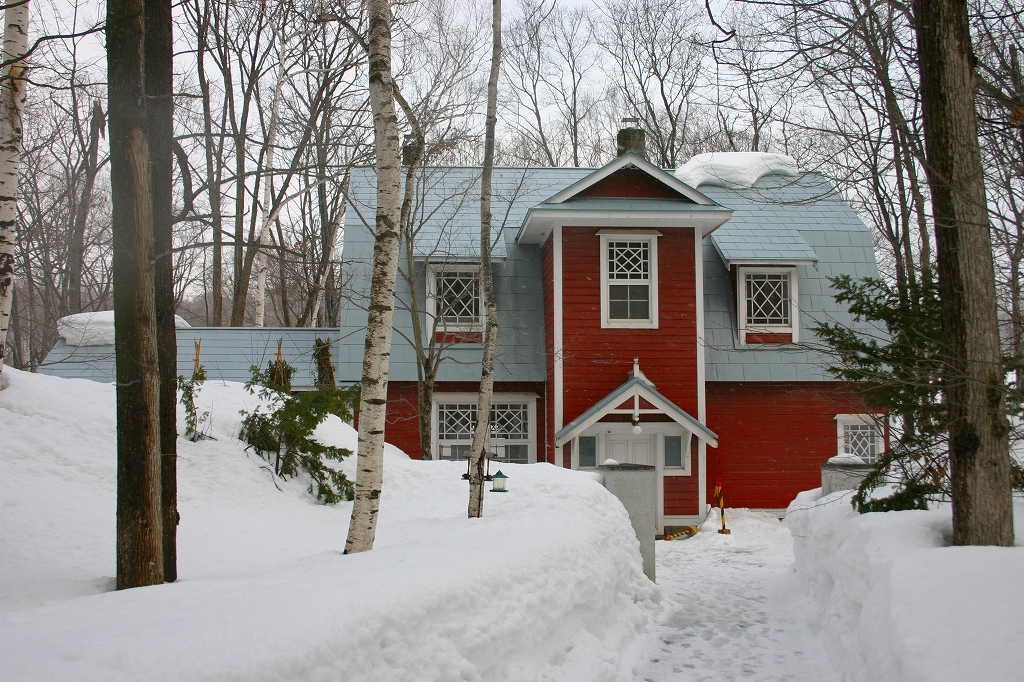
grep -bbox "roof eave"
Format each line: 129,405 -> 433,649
544,152 -> 718,206
516,207 -> 733,245
553,377 -> 718,448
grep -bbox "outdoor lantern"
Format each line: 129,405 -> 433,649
632,419 -> 643,436
490,470 -> 508,493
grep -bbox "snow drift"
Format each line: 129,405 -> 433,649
675,152 -> 798,189
57,310 -> 191,346
0,368 -> 657,681
787,488 -> 1024,682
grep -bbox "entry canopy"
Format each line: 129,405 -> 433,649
555,364 -> 718,448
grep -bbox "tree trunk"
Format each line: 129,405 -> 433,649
0,0 -> 28,385
108,0 -> 164,587
68,101 -> 105,314
145,0 -> 178,583
916,0 -> 1013,545
254,34 -> 288,328
196,4 -> 223,326
417,365 -> 436,460
468,0 -> 502,519
344,0 -> 402,554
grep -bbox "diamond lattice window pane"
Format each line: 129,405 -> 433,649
608,241 -> 650,280
436,271 -> 480,324
746,273 -> 790,326
844,423 -> 878,463
490,403 -> 529,439
438,403 -> 476,439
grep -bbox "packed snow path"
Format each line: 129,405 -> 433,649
628,511 -> 838,682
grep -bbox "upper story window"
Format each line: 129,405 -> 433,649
737,266 -> 798,344
599,232 -> 659,329
427,266 -> 481,333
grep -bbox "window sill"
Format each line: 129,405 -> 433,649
435,331 -> 483,344
601,320 -> 658,330
743,331 -> 793,344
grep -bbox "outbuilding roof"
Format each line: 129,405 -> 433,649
39,327 -> 343,389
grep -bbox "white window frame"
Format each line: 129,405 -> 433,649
835,414 -> 882,464
432,393 -> 538,464
737,265 -> 799,344
599,232 -> 659,329
425,264 -> 483,334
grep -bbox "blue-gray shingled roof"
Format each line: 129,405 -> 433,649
710,226 -> 819,265
345,166 -> 594,258
698,173 -> 883,381
39,327 -> 344,388
340,164 -> 882,385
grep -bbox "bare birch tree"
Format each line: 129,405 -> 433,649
0,0 -> 29,385
345,0 -> 402,553
468,0 -> 501,518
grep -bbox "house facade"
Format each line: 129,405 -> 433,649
338,141 -> 882,530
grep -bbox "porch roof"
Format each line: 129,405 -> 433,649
554,376 -> 718,448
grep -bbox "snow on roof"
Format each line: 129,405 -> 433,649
57,310 -> 191,347
675,152 -> 799,189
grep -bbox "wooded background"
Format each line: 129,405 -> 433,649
6,0 -> 1022,380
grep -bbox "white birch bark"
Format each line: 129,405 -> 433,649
345,0 -> 401,553
0,0 -> 28,385
468,0 -> 501,518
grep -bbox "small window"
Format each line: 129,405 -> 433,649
599,234 -> 659,329
578,436 -> 597,468
746,273 -> 789,326
428,266 -> 481,332
664,435 -> 683,468
737,266 -> 798,344
835,414 -> 882,464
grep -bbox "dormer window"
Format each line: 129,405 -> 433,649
426,265 -> 482,336
599,232 -> 659,329
737,266 -> 798,344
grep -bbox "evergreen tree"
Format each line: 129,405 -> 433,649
813,276 -> 1023,512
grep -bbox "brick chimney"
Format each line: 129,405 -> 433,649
616,117 -> 646,158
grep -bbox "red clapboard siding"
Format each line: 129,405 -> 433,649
705,382 -> 870,508
385,381 -> 546,460
560,226 -> 699,432
542,237 -> 555,465
744,332 -> 792,344
577,167 -> 690,200
664,439 -> 700,515
384,381 -> 422,458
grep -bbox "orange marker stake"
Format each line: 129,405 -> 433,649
713,478 -> 731,535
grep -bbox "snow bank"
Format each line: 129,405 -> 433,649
675,152 -> 798,189
786,488 -> 1024,682
57,310 -> 191,346
0,368 -> 657,681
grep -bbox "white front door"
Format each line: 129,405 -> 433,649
607,435 -> 654,466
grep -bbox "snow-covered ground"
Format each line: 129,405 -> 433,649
0,368 -> 656,681
788,489 -> 1024,682
4,366 -> 1022,681
626,511 -> 838,682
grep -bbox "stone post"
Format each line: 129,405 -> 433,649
820,461 -> 876,495
600,463 -> 656,582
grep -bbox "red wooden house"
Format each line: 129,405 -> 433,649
340,131 -> 882,531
